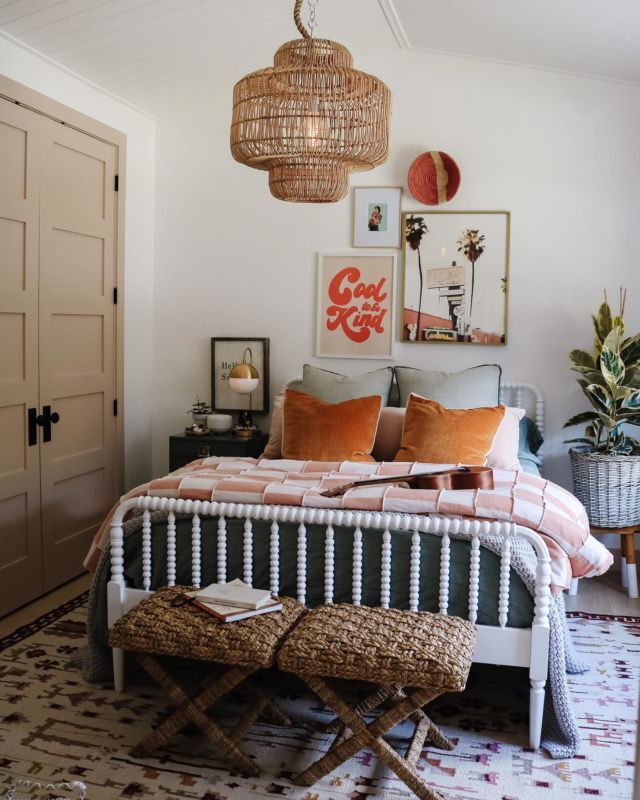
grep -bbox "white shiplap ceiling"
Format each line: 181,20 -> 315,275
1,0 -> 639,115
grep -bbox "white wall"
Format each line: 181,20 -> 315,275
151,41 -> 640,488
0,33 -> 156,489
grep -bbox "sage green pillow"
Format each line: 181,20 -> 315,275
295,364 -> 394,406
395,364 -> 501,408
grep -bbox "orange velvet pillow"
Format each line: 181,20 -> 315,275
394,393 -> 506,465
282,389 -> 382,462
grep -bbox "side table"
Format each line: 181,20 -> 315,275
169,431 -> 268,472
568,525 -> 638,599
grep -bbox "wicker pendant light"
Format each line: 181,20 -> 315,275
230,0 -> 391,203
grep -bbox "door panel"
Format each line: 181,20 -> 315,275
0,102 -> 43,615
38,120 -> 118,592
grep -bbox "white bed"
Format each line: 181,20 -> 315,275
106,381 -> 552,749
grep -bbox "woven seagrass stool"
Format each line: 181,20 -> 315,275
109,585 -> 305,777
277,604 -> 476,800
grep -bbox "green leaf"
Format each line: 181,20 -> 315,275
621,333 -> 640,367
563,410 -> 599,428
600,346 -> 625,386
621,391 -> 640,411
595,302 -> 613,342
586,383 -> 612,414
564,437 -> 596,445
625,367 -> 640,388
612,315 -> 625,338
569,349 -> 595,370
602,326 -> 622,354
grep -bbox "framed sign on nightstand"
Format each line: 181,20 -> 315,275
211,337 -> 270,414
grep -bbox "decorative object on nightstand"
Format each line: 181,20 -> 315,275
564,289 -> 639,598
206,413 -> 233,433
230,0 -> 390,203
228,347 -> 261,437
211,337 -> 270,437
169,430 -> 269,471
187,396 -> 212,429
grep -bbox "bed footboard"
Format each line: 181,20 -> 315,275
107,496 -> 551,749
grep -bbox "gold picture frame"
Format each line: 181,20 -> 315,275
401,210 -> 510,345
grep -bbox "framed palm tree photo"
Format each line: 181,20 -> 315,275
401,210 -> 509,344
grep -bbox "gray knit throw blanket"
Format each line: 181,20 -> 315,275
81,512 -> 587,759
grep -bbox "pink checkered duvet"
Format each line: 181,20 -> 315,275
86,457 -> 613,590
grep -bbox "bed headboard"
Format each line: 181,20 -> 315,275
283,376 -> 545,466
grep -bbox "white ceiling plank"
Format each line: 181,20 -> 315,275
0,0 -> 70,23
42,0 -> 217,58
99,17 -> 283,96
54,0 -> 280,66
12,0 -> 165,44
2,0 -> 111,33
68,0 -> 286,86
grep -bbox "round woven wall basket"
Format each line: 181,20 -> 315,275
569,448 -> 640,527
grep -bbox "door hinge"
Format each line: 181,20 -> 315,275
114,174 -> 119,191
113,287 -> 118,304
113,399 -> 118,417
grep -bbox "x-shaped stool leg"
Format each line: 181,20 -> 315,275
297,676 -> 449,800
132,653 -> 285,777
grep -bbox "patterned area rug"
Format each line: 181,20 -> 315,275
0,596 -> 637,799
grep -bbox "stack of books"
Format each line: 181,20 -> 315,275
185,578 -> 282,622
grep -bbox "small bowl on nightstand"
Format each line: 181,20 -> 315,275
207,413 -> 233,433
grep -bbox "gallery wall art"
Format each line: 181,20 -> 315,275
352,186 -> 402,248
317,252 -> 396,358
402,211 -> 509,344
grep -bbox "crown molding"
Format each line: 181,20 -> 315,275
0,30 -> 156,120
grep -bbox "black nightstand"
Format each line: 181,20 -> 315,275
169,431 -> 269,471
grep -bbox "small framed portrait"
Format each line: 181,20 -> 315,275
352,186 -> 402,248
211,337 -> 270,413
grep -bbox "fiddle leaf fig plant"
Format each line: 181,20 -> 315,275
564,289 -> 640,455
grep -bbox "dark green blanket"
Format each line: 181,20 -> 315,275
90,517 -> 533,647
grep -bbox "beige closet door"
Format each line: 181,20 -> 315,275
38,120 -> 118,591
0,102 -> 43,615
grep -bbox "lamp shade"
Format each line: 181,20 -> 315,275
230,1 -> 391,203
229,361 -> 259,395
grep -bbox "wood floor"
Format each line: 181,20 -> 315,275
0,572 -> 91,638
0,569 -> 637,640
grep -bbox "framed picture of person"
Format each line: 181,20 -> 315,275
352,186 -> 402,248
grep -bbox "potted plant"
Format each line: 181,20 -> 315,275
187,396 -> 211,428
564,289 -> 640,526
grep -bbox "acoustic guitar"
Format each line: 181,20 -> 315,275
321,465 -> 494,498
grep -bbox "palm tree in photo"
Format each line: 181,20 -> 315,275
457,229 -> 486,317
405,215 -> 428,339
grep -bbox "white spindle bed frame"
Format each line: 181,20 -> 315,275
107,382 -> 551,749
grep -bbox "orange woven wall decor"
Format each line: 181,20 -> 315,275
230,0 -> 391,203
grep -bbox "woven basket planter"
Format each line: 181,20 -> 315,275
569,448 -> 640,527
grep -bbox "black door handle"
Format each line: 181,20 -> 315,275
28,407 -> 38,446
38,405 -> 60,443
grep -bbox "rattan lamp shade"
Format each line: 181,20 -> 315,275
230,2 -> 391,203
